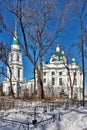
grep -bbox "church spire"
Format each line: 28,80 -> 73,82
12,20 -> 19,46
14,20 -> 18,39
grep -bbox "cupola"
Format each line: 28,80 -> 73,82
56,45 -> 60,52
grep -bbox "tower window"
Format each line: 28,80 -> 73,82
74,78 -> 77,85
17,55 -> 19,61
74,71 -> 76,76
18,68 -> 20,80
59,78 -> 62,85
11,54 -> 13,61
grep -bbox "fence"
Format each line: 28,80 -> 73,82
0,114 -> 58,130
0,96 -> 63,111
0,97 -> 63,130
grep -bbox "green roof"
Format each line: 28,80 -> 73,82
55,51 -> 64,61
12,39 -> 19,45
29,77 -> 34,80
72,60 -> 75,63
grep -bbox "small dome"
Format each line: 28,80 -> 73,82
12,39 -> 19,45
12,31 -> 19,45
55,46 -> 65,61
72,58 -> 76,64
72,58 -> 75,62
56,45 -> 60,52
61,50 -> 64,55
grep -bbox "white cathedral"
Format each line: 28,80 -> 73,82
3,30 -> 83,100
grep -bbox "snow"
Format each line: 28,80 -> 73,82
0,105 -> 87,130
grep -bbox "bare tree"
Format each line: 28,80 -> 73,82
0,0 -> 75,100
65,65 -> 78,100
58,0 -> 87,105
74,0 -> 87,106
59,44 -> 82,101
0,42 -> 15,97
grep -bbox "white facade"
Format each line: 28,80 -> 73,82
3,30 -> 34,97
3,31 -> 24,97
39,46 -> 83,100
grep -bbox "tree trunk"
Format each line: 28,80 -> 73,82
71,86 -> 73,100
37,64 -> 44,100
80,13 -> 85,107
9,67 -> 15,98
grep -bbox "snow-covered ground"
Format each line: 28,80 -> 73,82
0,105 -> 87,130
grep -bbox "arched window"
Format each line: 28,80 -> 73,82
17,55 -> 19,61
59,78 -> 62,85
10,54 -> 13,61
18,68 -> 20,80
52,58 -> 57,62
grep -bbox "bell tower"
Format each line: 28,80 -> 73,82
7,25 -> 23,82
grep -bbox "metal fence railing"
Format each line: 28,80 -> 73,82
0,114 -> 57,130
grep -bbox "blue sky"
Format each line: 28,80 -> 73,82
0,18 -> 82,78
0,21 -> 78,78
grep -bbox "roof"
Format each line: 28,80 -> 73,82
12,39 -> 19,45
29,77 -> 34,80
55,51 -> 64,61
55,51 -> 64,57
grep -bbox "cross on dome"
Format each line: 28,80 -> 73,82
11,20 -> 20,50
12,20 -> 19,45
14,20 -> 18,40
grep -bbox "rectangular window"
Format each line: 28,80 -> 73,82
43,72 -> 46,76
74,72 -> 76,76
80,72 -> 82,75
17,55 -> 19,61
52,78 -> 55,85
52,72 -> 55,75
11,54 -> 13,61
44,78 -> 46,83
18,68 -> 20,80
59,72 -> 62,76
74,78 -> 77,85
59,78 -> 62,85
